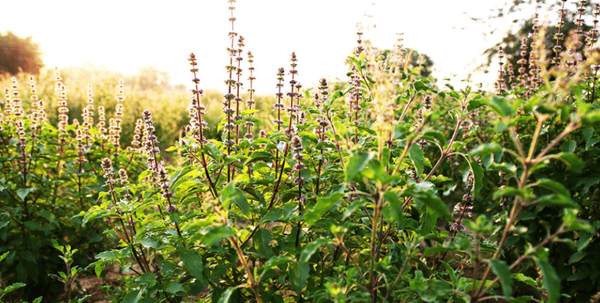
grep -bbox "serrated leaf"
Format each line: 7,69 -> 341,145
139,238 -> 160,249
469,159 -> 484,199
490,259 -> 513,297
440,261 -> 457,285
0,251 -> 9,263
165,281 -> 186,295
180,249 -> 203,282
422,130 -> 447,147
532,179 -> 570,197
244,151 -> 273,165
383,191 -> 404,225
217,287 -> 237,303
403,182 -> 452,221
263,255 -> 293,270
493,186 -> 526,200
202,226 -> 234,246
487,96 -> 513,117
346,152 -> 374,182
304,192 -> 344,226
254,229 -> 273,258
555,153 -> 583,173
536,259 -> 560,303
123,290 -> 142,303
220,183 -> 249,216
512,273 -> 536,286
510,296 -> 534,303
16,188 -> 34,201
3,282 -> 26,293
470,143 -> 503,156
289,261 -> 310,296
408,144 -> 425,176
300,238 -> 328,262
568,251 -> 588,264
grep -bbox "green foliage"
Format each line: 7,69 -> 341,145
1,3 -> 600,303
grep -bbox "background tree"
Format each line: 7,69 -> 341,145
0,32 -> 44,76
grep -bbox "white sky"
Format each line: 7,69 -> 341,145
2,0 -> 518,94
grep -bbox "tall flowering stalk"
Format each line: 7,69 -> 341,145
245,51 -> 256,141
528,14 -> 543,91
97,106 -> 107,151
495,46 -> 507,95
234,35 -> 245,149
314,78 -> 331,195
552,0 -> 567,65
588,4 -> 600,102
245,51 -> 256,177
268,53 -> 301,209
82,84 -> 94,148
112,79 -> 125,157
188,53 -> 217,197
273,67 -> 285,172
224,0 -> 239,182
285,52 -> 299,138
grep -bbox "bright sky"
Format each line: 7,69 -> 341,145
2,0 -> 515,94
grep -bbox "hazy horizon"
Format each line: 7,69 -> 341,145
2,0 -> 537,94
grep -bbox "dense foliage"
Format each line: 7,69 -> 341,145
1,1 -> 600,303
0,32 -> 43,77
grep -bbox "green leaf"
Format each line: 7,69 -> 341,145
304,192 -> 344,226
555,153 -> 584,173
180,249 -> 203,282
202,226 -> 234,246
343,200 -> 367,220
561,140 -> 577,153
408,144 -> 425,176
469,159 -> 484,199
16,187 -> 34,201
512,273 -> 536,286
422,130 -> 447,147
3,282 -> 26,293
489,259 -> 513,297
220,183 -> 249,216
487,96 -> 513,117
440,261 -> 457,285
346,152 -> 374,182
536,259 -> 560,303
582,111 -> 600,127
532,179 -> 570,197
510,296 -> 534,303
244,151 -> 273,165
413,80 -> 429,91
470,143 -> 503,157
217,287 -> 237,303
289,261 -> 310,296
493,186 -> 527,200
577,232 -> 593,251
300,238 -> 328,262
403,183 -> 452,221
0,251 -> 9,263
263,255 -> 293,270
383,189 -> 404,222
254,229 -> 273,258
568,251 -> 588,264
139,238 -> 160,249
165,281 -> 186,295
123,290 -> 142,303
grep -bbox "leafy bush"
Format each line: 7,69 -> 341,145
1,1 -> 600,303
